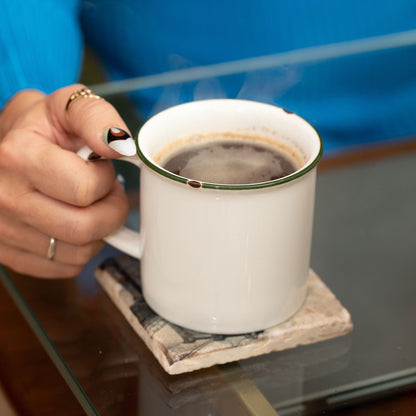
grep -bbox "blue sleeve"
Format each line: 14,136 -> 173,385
0,0 -> 83,109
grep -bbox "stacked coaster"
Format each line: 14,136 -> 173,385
96,255 -> 352,375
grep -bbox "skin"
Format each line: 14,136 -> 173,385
0,84 -> 131,278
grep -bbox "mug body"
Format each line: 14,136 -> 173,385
137,99 -> 322,334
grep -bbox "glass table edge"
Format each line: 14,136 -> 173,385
2,255 -> 416,414
0,265 -> 99,416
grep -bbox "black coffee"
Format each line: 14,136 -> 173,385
160,135 -> 299,185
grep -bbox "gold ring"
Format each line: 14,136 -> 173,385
47,237 -> 57,261
65,87 -> 102,116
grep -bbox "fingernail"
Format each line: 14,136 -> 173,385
88,151 -> 102,161
116,173 -> 126,190
103,127 -> 136,156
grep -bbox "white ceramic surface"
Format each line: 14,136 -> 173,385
102,99 -> 322,334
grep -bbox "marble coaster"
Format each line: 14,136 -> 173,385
95,255 -> 353,375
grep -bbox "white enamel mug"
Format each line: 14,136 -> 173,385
95,99 -> 322,334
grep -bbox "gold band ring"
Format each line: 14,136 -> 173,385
65,87 -> 102,116
47,237 -> 57,261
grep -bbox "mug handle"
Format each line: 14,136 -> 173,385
77,145 -> 143,259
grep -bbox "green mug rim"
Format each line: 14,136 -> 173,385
137,138 -> 323,190
136,104 -> 324,190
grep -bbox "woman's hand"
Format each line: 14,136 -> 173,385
0,84 -> 135,278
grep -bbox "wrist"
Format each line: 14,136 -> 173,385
0,89 -> 46,138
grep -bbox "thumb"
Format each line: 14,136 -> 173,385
47,84 -> 137,158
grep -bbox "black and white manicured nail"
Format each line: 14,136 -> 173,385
103,127 -> 136,156
88,151 -> 102,161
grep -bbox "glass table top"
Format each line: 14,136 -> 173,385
1,141 -> 416,415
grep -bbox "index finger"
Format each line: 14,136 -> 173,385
47,84 -> 137,158
1,129 -> 117,206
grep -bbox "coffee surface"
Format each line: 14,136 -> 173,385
160,135 -> 298,185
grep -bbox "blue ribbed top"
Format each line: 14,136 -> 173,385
0,0 -> 82,105
1,0 -> 416,152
